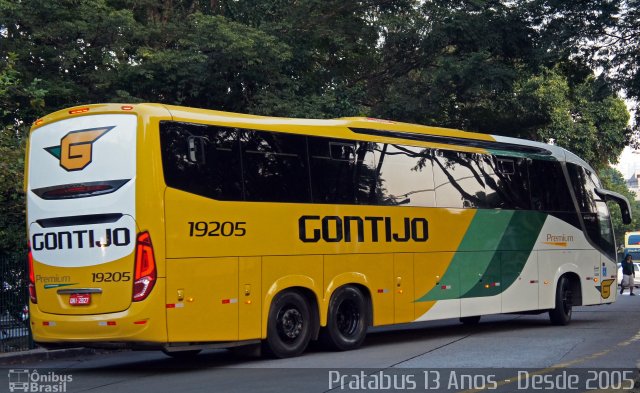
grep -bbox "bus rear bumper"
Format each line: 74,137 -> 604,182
29,282 -> 167,345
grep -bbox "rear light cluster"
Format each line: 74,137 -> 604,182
32,179 -> 129,200
27,231 -> 156,304
133,232 -> 157,302
27,242 -> 37,304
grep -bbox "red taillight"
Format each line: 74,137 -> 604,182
133,232 -> 156,302
28,242 -> 37,304
42,184 -> 112,199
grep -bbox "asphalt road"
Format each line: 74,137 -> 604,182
2,294 -> 639,393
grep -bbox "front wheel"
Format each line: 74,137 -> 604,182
549,276 -> 573,325
263,291 -> 313,358
322,286 -> 368,351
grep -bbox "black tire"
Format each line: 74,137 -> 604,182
263,291 -> 312,358
549,276 -> 573,325
162,349 -> 201,358
460,315 -> 481,325
322,286 -> 368,351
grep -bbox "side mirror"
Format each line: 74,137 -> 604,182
595,188 -> 632,224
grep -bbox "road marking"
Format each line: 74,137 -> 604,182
459,327 -> 640,393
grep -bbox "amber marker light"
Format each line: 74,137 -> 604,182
121,105 -> 134,111
69,107 -> 90,114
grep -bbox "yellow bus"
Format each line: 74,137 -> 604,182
25,104 -> 631,358
624,231 -> 640,260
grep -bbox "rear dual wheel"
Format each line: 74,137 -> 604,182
264,291 -> 313,358
322,286 -> 368,351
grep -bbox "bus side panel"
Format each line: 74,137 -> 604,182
538,250 -> 577,309
239,256 -> 261,340
324,254 -> 394,326
459,252 -> 502,317
393,253 -> 414,324
501,251 -> 539,313
413,252 -> 460,321
166,257 -> 239,342
579,249 -> 605,305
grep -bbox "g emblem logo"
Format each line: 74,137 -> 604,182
45,126 -> 114,171
600,279 -> 615,299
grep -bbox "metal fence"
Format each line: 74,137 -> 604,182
0,253 -> 34,352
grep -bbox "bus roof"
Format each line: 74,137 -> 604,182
31,103 -> 595,172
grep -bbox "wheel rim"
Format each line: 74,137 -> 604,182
336,299 -> 360,337
277,306 -> 304,342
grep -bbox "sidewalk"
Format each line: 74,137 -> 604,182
0,347 -> 100,365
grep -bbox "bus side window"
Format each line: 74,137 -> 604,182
529,160 -> 573,211
432,150 -> 488,209
372,144 -> 435,207
482,156 -> 531,210
308,137 -> 375,204
567,163 -> 615,259
160,121 -> 243,201
529,159 -> 580,228
239,130 -> 310,203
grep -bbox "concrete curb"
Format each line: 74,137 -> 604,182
0,348 -> 101,365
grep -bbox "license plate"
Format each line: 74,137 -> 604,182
69,293 -> 91,306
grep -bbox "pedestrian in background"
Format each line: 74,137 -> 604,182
620,254 -> 636,296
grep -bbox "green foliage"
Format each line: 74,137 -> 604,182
0,53 -> 45,257
512,68 -> 630,169
0,0 -> 637,259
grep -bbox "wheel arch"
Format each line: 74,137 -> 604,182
558,271 -> 582,306
263,280 -> 321,340
323,273 -> 373,327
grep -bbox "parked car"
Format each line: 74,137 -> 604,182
617,262 -> 640,288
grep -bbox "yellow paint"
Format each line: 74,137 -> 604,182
27,104 -> 488,347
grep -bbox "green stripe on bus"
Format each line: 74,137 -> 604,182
416,210 -> 547,302
460,211 -> 547,298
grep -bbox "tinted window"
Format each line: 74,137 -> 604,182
160,121 -> 243,200
529,160 -> 574,212
567,163 -> 615,258
567,163 -> 597,213
481,156 -> 531,209
432,150 -> 490,208
240,130 -> 310,203
308,137 -> 376,204
372,144 -> 435,206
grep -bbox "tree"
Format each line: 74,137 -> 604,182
369,0 -> 630,171
521,0 -> 640,134
0,53 -> 45,257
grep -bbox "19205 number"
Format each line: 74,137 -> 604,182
92,272 -> 131,282
188,221 -> 247,237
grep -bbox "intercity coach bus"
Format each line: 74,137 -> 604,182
25,104 -> 631,358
